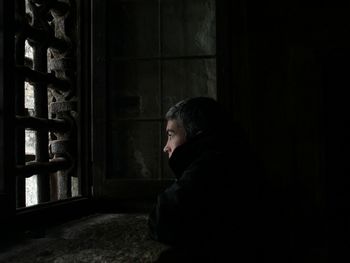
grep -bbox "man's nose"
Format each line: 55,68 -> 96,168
163,143 -> 169,153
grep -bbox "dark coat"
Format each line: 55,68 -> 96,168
148,129 -> 262,261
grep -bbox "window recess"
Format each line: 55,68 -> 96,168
14,0 -> 80,208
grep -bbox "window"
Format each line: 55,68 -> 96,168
12,0 -> 88,209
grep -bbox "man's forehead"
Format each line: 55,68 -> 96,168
166,119 -> 182,130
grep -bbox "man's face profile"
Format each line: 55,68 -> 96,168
163,119 -> 187,158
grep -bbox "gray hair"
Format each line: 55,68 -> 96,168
165,97 -> 223,140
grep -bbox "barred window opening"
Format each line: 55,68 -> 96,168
15,0 -> 79,208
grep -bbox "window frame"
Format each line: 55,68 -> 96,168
0,0 -> 16,222
0,0 -> 92,232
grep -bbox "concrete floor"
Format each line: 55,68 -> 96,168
0,214 -> 168,263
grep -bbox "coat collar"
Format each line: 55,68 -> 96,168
168,132 -> 222,178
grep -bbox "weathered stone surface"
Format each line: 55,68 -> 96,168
107,0 -> 160,58
162,0 -> 216,56
108,121 -> 161,179
162,58 -> 217,114
108,60 -> 160,119
0,214 -> 168,263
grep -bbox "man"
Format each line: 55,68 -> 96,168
148,97 -> 261,262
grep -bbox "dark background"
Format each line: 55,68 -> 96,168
1,0 -> 350,260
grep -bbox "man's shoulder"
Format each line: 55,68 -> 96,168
179,149 -> 228,181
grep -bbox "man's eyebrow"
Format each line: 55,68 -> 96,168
166,129 -> 175,134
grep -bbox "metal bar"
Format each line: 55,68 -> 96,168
14,0 -> 26,208
34,45 -> 50,203
16,116 -> 70,132
14,22 -> 70,52
77,0 -> 91,198
16,66 -> 71,92
25,154 -> 35,162
24,57 -> 33,68
16,157 -> 71,177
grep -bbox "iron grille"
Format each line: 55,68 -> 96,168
14,0 -> 79,208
